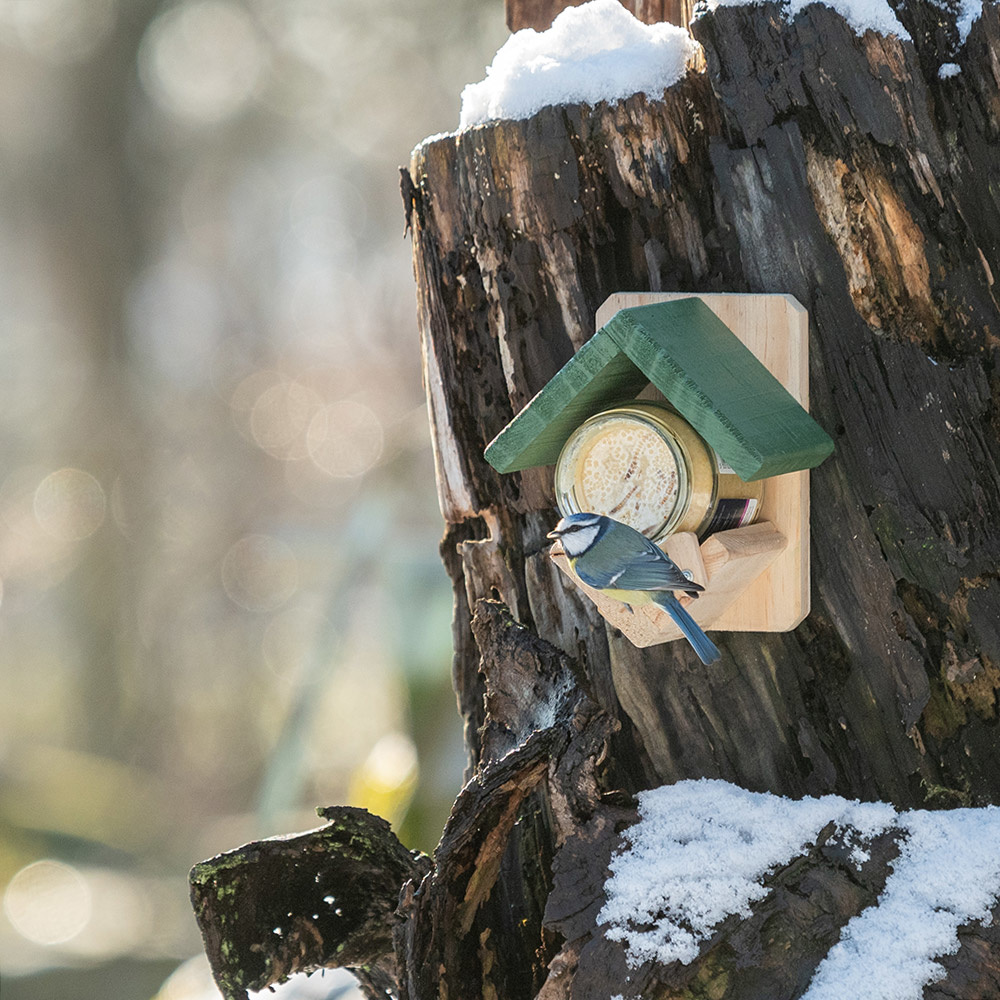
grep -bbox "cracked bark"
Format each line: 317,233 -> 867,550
399,0 -> 1000,993
406,0 -> 1000,810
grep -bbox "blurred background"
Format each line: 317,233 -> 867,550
0,1 -> 507,997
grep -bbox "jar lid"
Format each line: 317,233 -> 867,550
554,406 -> 687,539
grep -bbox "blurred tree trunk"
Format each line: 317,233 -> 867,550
195,1 -> 1000,998
47,0 -> 161,754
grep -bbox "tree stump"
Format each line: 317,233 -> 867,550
193,1 -> 1000,997
506,0 -> 692,31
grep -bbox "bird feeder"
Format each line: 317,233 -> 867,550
484,293 -> 834,648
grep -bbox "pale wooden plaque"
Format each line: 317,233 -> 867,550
552,292 -> 811,642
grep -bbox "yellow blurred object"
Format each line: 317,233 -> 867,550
346,732 -> 419,828
1,744 -> 163,850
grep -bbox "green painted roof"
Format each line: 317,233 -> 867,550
484,297 -> 834,481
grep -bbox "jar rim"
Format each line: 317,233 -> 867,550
554,402 -> 693,539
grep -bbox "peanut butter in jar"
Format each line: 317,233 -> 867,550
554,401 -> 763,542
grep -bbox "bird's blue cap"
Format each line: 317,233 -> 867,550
546,512 -> 603,538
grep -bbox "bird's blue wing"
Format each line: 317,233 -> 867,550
604,551 -> 701,592
574,528 -> 702,593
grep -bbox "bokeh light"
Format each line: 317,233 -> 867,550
348,731 -> 419,826
222,533 -> 299,612
0,0 -> 116,64
139,0 -> 266,123
269,0 -> 349,74
231,369 -> 284,438
0,466 -> 87,602
250,379 -> 324,461
33,468 -> 106,542
0,0 -> 507,994
4,859 -> 91,946
306,400 -> 384,478
61,867 -> 156,959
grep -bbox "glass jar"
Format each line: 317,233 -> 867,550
554,401 -> 764,541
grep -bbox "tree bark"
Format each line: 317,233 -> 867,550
401,0 -> 1000,993
407,0 -> 1000,810
190,807 -> 429,998
194,0 -> 1000,996
506,0 -> 692,31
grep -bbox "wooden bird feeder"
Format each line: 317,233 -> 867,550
484,292 -> 834,648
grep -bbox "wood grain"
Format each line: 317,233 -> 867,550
597,292 -> 812,633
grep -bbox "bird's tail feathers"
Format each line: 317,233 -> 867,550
654,593 -> 721,665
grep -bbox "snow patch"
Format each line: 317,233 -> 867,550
793,0 -> 909,37
458,0 -> 699,129
802,806 -> 1000,1000
598,779 -> 895,966
697,0 -> 909,39
600,780 -> 1000,1000
926,0 -> 982,56
954,0 -> 984,40
430,0 -> 983,142
938,61 -> 962,78
703,0 -> 983,43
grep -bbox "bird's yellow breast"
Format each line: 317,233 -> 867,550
565,554 -> 657,607
600,587 -> 655,607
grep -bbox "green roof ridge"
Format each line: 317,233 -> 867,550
484,296 -> 833,480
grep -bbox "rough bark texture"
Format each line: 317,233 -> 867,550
191,602 -> 621,999
193,1 -> 1000,997
506,0 -> 693,31
395,602 -> 617,1000
406,0 -> 1000,809
189,806 -> 430,999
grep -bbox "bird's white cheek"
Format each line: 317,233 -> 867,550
561,526 -> 600,557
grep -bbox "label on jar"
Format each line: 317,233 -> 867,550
713,449 -> 737,476
703,498 -> 758,536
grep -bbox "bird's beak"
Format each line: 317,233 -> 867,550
546,528 -> 561,540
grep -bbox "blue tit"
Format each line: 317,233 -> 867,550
547,512 -> 721,665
